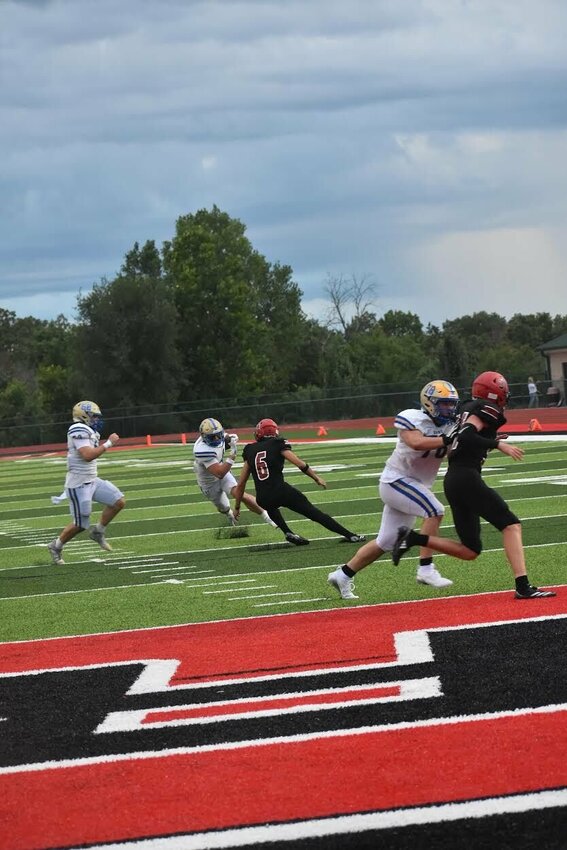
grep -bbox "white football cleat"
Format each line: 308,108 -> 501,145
328,568 -> 359,600
416,566 -> 453,588
47,541 -> 65,565
88,526 -> 113,552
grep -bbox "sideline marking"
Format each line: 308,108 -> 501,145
1,586 -> 566,642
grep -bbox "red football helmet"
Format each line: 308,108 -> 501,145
255,418 -> 279,439
471,371 -> 510,406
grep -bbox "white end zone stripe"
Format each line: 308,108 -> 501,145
94,677 -> 442,733
63,788 -> 567,850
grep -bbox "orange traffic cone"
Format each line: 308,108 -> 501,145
376,424 -> 386,436
181,433 -> 187,444
146,434 -> 152,446
529,419 -> 542,432
317,425 -> 328,437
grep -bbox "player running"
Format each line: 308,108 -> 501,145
328,380 -> 459,599
392,372 -> 557,600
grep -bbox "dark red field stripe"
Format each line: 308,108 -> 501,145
1,710 -> 564,850
1,592 -> 563,682
143,685 -> 402,723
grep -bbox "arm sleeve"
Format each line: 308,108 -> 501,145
458,423 -> 500,450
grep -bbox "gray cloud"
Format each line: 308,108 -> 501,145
1,0 -> 567,325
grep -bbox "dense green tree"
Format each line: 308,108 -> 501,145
0,310 -> 71,385
438,332 -> 470,388
75,273 -> 180,407
121,240 -> 162,279
252,260 -> 306,391
0,379 -> 40,445
378,310 -> 423,338
443,312 -> 507,350
345,311 -> 378,340
475,343 -> 546,385
347,326 -> 433,386
163,206 -> 308,397
37,364 -> 72,415
505,313 -> 553,350
0,309 -> 18,387
550,315 -> 567,337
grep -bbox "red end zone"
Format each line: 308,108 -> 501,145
0,591 -> 565,850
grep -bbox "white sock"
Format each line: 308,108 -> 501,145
261,510 -> 277,527
418,562 -> 434,574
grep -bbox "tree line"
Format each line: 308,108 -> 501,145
1,205 -> 566,445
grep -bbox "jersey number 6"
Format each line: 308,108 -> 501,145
255,451 -> 270,480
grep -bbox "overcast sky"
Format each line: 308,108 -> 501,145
2,0 -> 567,328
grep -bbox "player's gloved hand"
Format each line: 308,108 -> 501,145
225,433 -> 238,448
442,424 -> 459,446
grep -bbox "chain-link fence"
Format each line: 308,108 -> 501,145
0,378 -> 562,449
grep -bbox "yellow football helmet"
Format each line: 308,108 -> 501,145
199,417 -> 225,447
72,400 -> 104,433
420,381 -> 459,425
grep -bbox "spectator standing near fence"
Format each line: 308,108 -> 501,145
527,377 -> 539,408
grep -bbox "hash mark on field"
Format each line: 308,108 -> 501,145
140,569 -> 216,578
227,590 -> 289,600
203,581 -> 264,594
128,562 -> 182,573
253,597 -> 327,607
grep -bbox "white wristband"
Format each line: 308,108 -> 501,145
226,457 -> 235,465
103,439 -> 113,449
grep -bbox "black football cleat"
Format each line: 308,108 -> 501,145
285,532 -> 310,546
344,534 -> 366,543
514,585 -> 557,599
392,526 -> 418,566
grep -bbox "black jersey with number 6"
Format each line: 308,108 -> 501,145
242,437 -> 291,499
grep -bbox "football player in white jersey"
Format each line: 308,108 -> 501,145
47,401 -> 124,565
194,418 -> 278,529
328,380 -> 459,599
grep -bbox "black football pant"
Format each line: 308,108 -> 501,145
443,465 -> 520,554
257,482 -> 355,539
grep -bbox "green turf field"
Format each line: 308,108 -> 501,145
0,436 -> 565,642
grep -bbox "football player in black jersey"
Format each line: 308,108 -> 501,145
232,418 -> 365,546
392,372 -> 557,599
